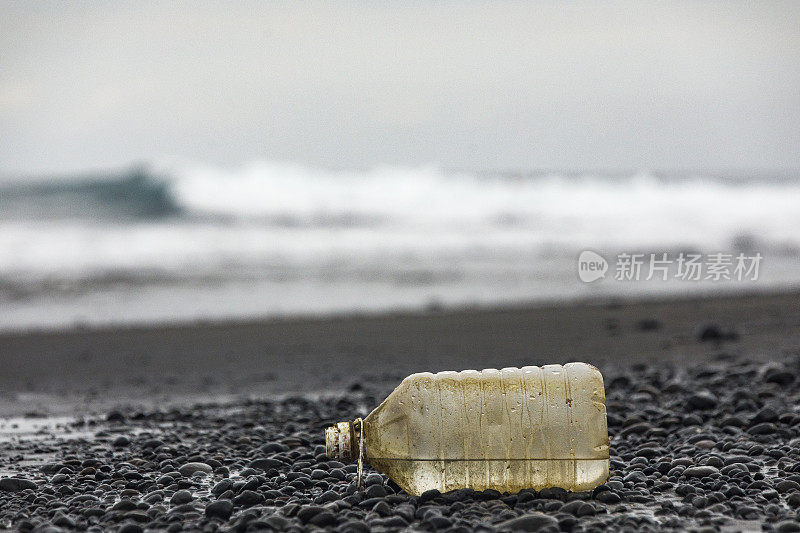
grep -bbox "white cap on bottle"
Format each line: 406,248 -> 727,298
325,421 -> 354,460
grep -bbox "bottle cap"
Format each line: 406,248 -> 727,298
325,421 -> 354,461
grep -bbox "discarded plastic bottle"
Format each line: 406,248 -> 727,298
326,363 -> 609,496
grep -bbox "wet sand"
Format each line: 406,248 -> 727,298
1,291 -> 799,416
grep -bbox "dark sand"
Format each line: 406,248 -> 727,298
2,291 -> 800,531
1,291 -> 799,416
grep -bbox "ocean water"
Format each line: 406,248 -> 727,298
1,162 -> 799,331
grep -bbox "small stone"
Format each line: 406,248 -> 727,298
596,491 -> 621,504
170,490 -> 193,505
777,480 -> 800,494
248,458 -> 283,471
364,473 -> 383,486
687,391 -> 718,410
539,487 -> 568,500
496,513 -> 559,531
623,471 -> 648,483
112,436 -> 131,447
561,500 -> 595,516
378,516 -> 409,528
787,493 -> 800,507
51,513 -> 75,528
0,478 -> 37,492
753,407 -> 779,423
697,324 -> 723,343
372,500 -> 391,516
419,489 -> 441,502
261,442 -> 289,453
205,500 -> 233,520
425,516 -> 452,529
682,466 -> 719,478
297,505 -> 325,523
309,511 -> 337,527
314,490 -> 339,504
777,521 -> 800,533
264,516 -> 290,530
364,484 -> 387,498
39,463 -> 64,474
721,415 -> 747,427
637,318 -> 661,331
124,511 -> 150,523
233,490 -> 264,507
763,365 -> 795,386
117,525 -> 144,533
112,500 -> 138,511
106,410 -> 126,423
748,422 -> 777,435
339,520 -> 370,533
178,462 -> 212,476
211,479 -> 233,495
621,422 -> 652,436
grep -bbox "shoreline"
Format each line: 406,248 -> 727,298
1,290 -> 799,416
3,285 -> 798,336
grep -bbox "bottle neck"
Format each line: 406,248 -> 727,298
325,418 -> 363,462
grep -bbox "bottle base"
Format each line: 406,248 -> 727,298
369,458 -> 610,496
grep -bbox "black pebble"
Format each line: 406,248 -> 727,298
205,499 -> 233,520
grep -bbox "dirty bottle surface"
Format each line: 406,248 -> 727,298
325,363 -> 609,496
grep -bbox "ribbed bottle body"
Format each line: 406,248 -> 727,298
363,363 -> 609,495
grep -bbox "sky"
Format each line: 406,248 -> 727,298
1,1 -> 799,176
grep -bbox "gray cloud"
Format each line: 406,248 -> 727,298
1,1 -> 799,175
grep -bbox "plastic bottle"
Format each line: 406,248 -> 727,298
326,363 -> 609,495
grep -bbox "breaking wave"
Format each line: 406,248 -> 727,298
1,161 -> 799,326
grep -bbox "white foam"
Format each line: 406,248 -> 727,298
165,163 -> 800,248
1,162 -> 799,329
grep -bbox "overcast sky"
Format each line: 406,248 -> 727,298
1,1 -> 799,176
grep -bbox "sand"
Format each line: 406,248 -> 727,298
0,291 -> 798,416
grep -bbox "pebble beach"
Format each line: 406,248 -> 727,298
1,291 -> 800,531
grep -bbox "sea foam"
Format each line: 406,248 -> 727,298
0,162 -> 798,329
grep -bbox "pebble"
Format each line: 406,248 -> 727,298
777,480 -> 800,493
177,462 -> 212,476
748,422 -> 777,435
112,499 -> 138,511
170,490 -> 193,505
112,435 -> 131,447
309,511 -> 337,527
683,466 -> 719,478
205,499 -> 233,520
0,478 -> 37,492
365,473 -> 384,486
248,458 -> 283,471
364,484 -> 387,498
117,525 -> 143,533
211,479 -> 233,495
697,324 -> 723,342
497,513 -> 559,531
596,491 -> 621,503
687,391 -> 718,410
233,490 -> 264,506
777,520 -> 800,533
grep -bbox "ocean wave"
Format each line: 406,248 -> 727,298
1,161 -> 800,303
0,168 -> 179,220
3,162 -> 800,231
